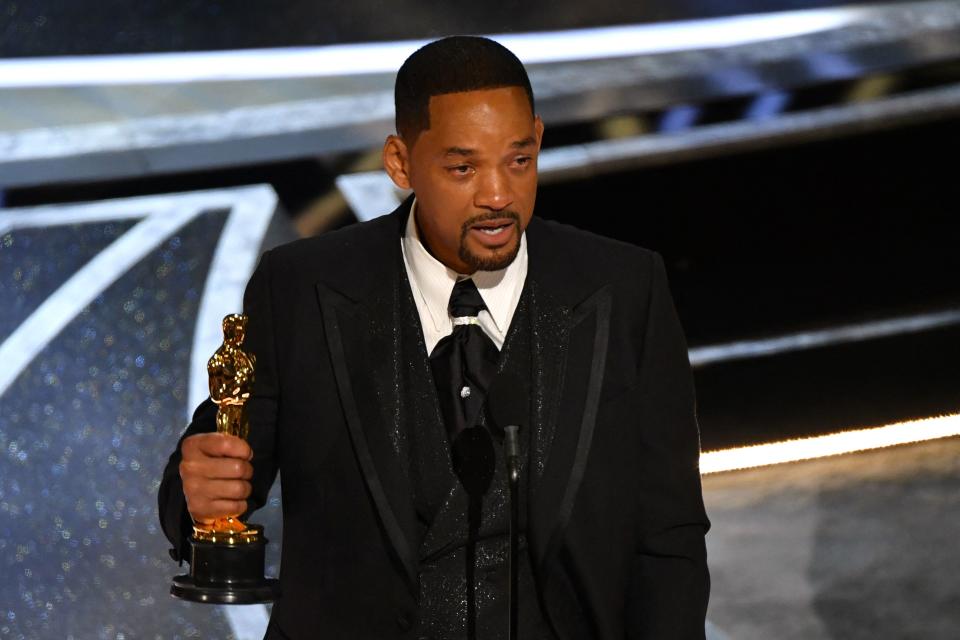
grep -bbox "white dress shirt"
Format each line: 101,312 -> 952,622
400,198 -> 528,355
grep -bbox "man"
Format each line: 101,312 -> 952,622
160,36 -> 710,639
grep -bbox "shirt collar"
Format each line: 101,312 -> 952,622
401,197 -> 527,334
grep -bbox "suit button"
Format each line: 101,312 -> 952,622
396,613 -> 413,632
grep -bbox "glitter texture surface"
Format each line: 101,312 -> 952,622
0,221 -> 135,337
0,206 -> 283,639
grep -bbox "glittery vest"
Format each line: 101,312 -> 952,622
397,274 -> 557,640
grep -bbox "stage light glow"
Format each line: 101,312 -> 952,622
0,7 -> 865,88
689,308 -> 960,367
700,413 -> 960,474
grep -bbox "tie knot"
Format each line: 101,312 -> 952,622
448,278 -> 486,318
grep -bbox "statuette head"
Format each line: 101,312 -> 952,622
222,314 -> 247,346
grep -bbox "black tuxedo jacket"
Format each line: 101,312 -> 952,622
160,198 -> 710,639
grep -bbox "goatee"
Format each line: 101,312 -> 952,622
458,210 -> 522,272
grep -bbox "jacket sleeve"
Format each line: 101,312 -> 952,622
157,250 -> 282,564
626,251 -> 711,639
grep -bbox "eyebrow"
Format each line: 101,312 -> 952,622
443,146 -> 475,157
511,136 -> 537,149
442,137 -> 537,157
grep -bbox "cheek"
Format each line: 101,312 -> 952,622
417,201 -> 467,251
430,215 -> 463,244
516,182 -> 538,219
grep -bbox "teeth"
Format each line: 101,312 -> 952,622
477,225 -> 507,235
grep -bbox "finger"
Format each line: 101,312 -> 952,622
206,458 -> 254,480
184,477 -> 251,502
193,433 -> 252,460
181,433 -> 231,459
182,478 -> 251,509
188,499 -> 248,522
180,457 -> 253,481
201,479 -> 253,501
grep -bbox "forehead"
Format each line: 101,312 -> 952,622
421,86 -> 534,144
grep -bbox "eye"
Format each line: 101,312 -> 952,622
514,156 -> 533,168
448,164 -> 473,176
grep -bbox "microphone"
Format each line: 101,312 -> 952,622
486,372 -> 528,640
487,372 -> 527,478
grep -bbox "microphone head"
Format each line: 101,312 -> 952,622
486,371 -> 528,437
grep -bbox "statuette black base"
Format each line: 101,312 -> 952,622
171,523 -> 279,604
171,574 -> 280,604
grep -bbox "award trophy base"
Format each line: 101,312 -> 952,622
171,523 -> 280,604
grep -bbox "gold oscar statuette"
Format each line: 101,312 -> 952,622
171,313 -> 280,604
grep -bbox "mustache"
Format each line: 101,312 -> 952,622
459,210 -> 522,237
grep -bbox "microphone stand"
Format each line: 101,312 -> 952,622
504,425 -> 521,640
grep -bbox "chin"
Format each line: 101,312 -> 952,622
462,241 -> 521,272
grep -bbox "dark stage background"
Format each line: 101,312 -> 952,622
1,0 -> 910,57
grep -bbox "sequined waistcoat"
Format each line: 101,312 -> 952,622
396,273 -> 556,640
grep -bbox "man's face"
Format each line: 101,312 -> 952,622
386,86 -> 544,274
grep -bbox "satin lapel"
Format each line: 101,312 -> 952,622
527,280 -> 613,578
314,203 -> 419,595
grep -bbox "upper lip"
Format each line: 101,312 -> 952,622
471,218 -> 514,229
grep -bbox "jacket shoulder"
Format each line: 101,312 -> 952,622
253,212 -> 399,295
530,216 -> 659,287
271,214 -> 395,266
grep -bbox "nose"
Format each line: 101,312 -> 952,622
473,167 -> 513,212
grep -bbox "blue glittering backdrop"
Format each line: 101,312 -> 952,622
0,188 -> 284,639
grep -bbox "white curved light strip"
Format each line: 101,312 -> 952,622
0,91 -> 397,164
0,205 -> 147,231
689,308 -> 960,367
700,413 -> 960,474
221,604 -> 271,640
0,187 -> 278,406
0,205 -> 197,397
0,7 -> 865,88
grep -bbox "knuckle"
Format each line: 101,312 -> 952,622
183,479 -> 205,501
224,481 -> 241,498
231,481 -> 251,499
220,501 -> 243,517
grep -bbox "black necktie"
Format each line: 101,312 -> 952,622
430,279 -> 499,638
429,278 -> 500,442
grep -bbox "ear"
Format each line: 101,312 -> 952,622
534,115 -> 545,150
383,135 -> 412,190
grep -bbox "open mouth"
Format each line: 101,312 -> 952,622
470,218 -> 515,235
475,223 -> 512,235
462,214 -> 521,253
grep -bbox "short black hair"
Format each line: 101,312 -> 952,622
394,36 -> 535,143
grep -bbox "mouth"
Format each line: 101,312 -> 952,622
468,219 -> 516,246
474,221 -> 512,234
